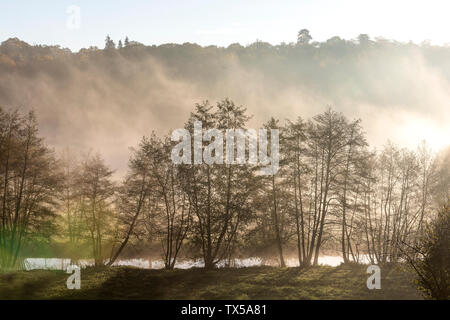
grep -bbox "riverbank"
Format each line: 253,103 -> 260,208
0,263 -> 422,300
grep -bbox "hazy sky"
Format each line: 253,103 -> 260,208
1,0 -> 449,175
2,0 -> 450,51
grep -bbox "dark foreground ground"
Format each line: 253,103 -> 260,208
0,264 -> 422,300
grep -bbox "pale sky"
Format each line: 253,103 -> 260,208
2,0 -> 450,51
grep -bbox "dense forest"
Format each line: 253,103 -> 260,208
0,33 -> 449,276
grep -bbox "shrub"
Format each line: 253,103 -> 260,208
403,204 -> 449,299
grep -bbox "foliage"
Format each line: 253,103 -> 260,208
400,203 -> 450,299
0,108 -> 59,270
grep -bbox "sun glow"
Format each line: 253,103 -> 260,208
398,115 -> 450,153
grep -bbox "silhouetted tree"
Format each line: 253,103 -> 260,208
297,29 -> 312,45
0,108 -> 59,269
76,154 -> 115,266
105,35 -> 116,50
399,203 -> 450,299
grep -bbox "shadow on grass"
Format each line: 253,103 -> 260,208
0,270 -> 62,299
1,264 -> 423,300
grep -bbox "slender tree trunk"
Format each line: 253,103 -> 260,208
271,174 -> 285,267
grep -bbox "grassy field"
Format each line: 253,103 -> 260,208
0,263 -> 423,300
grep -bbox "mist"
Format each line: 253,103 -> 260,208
0,37 -> 449,174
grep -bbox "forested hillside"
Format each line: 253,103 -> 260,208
0,34 -> 449,171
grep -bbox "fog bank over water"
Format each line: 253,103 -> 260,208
0,37 -> 449,174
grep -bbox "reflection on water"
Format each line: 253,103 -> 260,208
24,255 -> 371,270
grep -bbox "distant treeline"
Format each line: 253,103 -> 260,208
2,33 -> 450,113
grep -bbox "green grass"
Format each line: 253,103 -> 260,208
0,264 -> 423,300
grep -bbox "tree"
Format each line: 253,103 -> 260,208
262,117 -> 286,267
297,29 -> 312,45
107,138 -> 154,266
0,108 -> 59,269
336,118 -> 367,263
306,109 -> 354,265
105,35 -> 116,50
144,134 -> 191,269
399,203 -> 450,299
283,117 -> 309,266
357,34 -> 371,46
179,99 -> 256,269
59,148 -> 84,260
416,141 -> 435,234
76,154 -> 115,266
